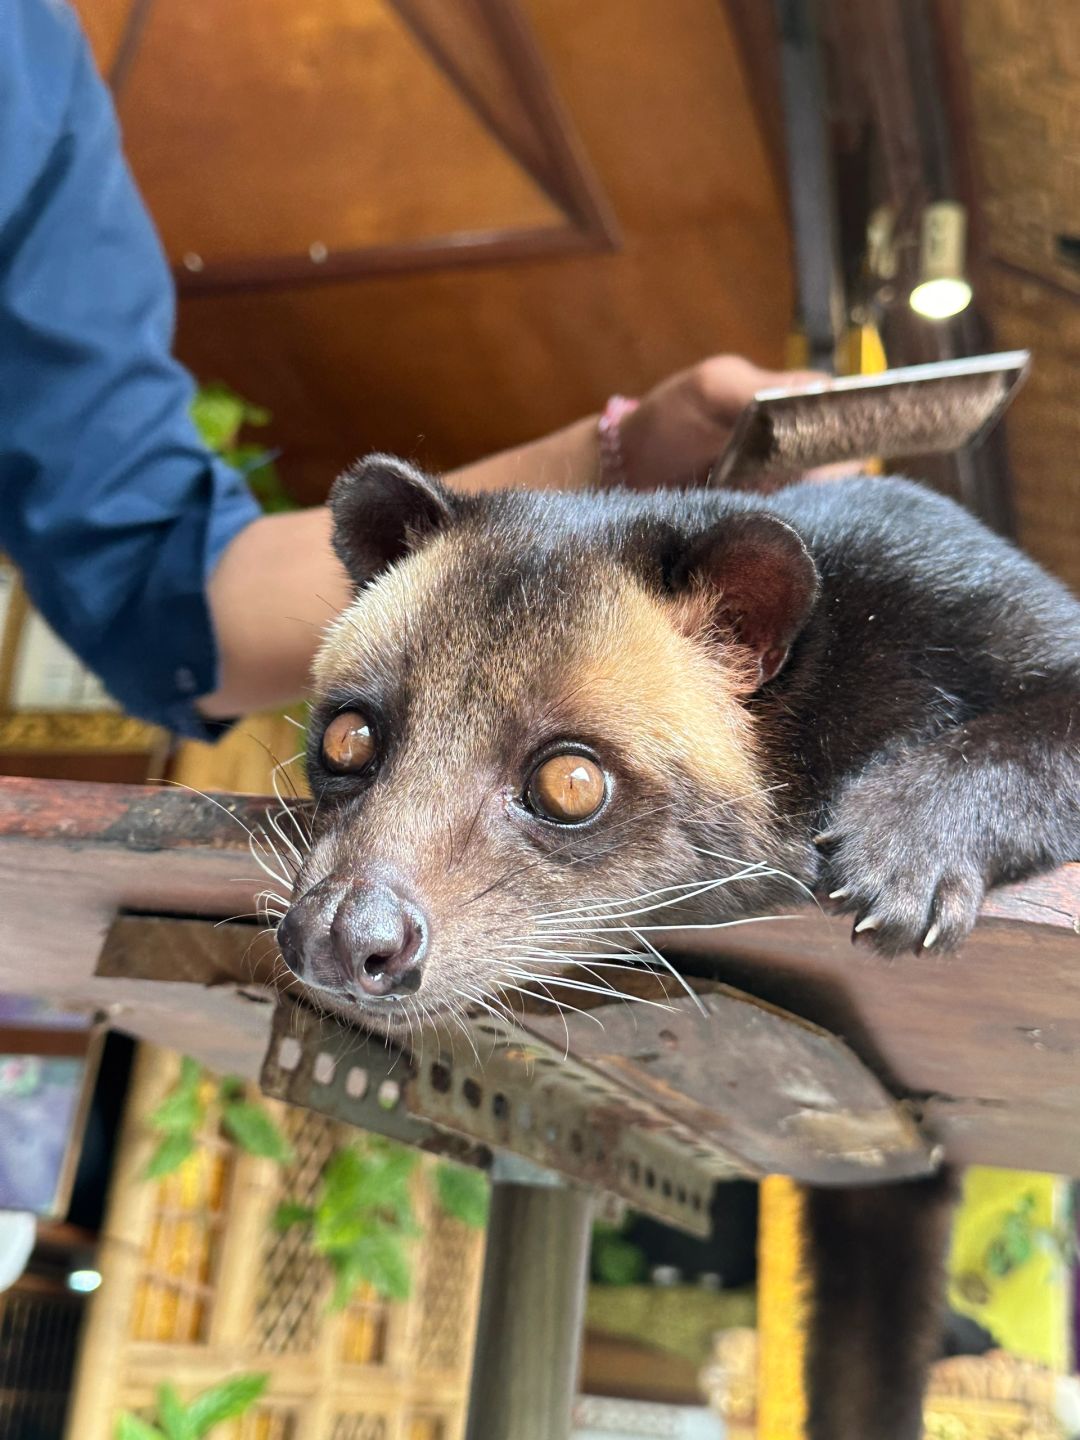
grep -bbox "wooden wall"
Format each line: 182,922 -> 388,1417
954,0 -> 1080,592
74,0 -> 794,505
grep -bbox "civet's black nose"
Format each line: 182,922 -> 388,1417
277,877 -> 428,1001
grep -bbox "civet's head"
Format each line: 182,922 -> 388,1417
277,456 -> 818,1033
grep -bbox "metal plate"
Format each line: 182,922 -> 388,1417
259,1000 -> 738,1236
258,970 -> 939,1236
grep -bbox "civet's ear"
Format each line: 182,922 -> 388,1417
672,513 -> 820,689
328,454 -> 457,586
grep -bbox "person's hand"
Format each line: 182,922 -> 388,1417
615,355 -> 827,490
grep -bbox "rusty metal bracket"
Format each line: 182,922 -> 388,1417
259,1000 -> 737,1236
258,971 -> 939,1238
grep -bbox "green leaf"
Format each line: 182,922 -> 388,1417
986,1239 -> 1012,1277
328,1232 -> 412,1307
274,1202 -> 315,1231
147,1087 -> 203,1136
142,1132 -> 196,1181
314,1209 -> 372,1255
186,1374 -> 269,1437
327,1253 -> 370,1311
221,1102 -> 293,1163
190,385 -> 250,453
156,1383 -> 193,1440
116,1415 -> 168,1440
592,1235 -> 647,1287
217,1075 -> 245,1103
435,1163 -> 489,1228
358,1231 -> 413,1300
147,1059 -> 205,1135
318,1145 -> 416,1230
1006,1233 -> 1033,1266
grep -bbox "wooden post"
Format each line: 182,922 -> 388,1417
464,1161 -> 592,1440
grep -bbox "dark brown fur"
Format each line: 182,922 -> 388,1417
279,455 -> 1080,1440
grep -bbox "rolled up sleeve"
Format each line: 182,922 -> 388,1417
0,0 -> 262,739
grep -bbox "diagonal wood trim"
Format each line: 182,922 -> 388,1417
106,0 -> 158,99
174,219 -> 613,297
106,0 -> 619,295
715,0 -> 789,206
386,0 -> 573,214
385,0 -> 619,245
470,0 -> 619,243
989,255 -> 1080,304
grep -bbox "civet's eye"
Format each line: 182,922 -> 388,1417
527,752 -> 608,823
322,711 -> 377,773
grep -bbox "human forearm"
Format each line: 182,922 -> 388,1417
198,506 -> 350,720
447,415 -> 600,494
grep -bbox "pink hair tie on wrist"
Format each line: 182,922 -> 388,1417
597,394 -> 640,487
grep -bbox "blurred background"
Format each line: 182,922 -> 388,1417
1,2 -> 1078,1437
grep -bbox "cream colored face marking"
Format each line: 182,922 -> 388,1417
312,547 -> 772,857
553,576 -> 769,824
313,540 -> 450,696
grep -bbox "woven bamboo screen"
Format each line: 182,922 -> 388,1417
0,1284 -> 84,1437
66,1045 -> 484,1440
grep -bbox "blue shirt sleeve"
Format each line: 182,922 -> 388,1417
0,0 -> 263,739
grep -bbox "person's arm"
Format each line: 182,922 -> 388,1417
198,358 -> 816,719
0,0 -> 263,741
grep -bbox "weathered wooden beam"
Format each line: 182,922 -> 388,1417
1,777 -> 1078,1172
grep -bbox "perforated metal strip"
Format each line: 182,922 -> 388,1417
260,1001 -> 748,1238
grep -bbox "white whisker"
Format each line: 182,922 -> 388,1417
690,845 -> 819,906
623,926 -> 707,1016
577,912 -> 799,934
504,967 -> 674,1012
248,826 -> 295,889
530,863 -> 769,924
532,865 -> 773,929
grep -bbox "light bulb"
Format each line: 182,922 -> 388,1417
67,1269 -> 102,1293
910,202 -> 972,320
910,276 -> 973,319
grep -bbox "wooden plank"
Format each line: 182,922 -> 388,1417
173,221 -> 611,296
659,882 -> 1080,1172
0,781 -> 282,1074
386,0 -> 618,239
1,777 -> 1078,1170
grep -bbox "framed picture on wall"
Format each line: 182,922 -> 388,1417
0,996 -> 104,1218
0,558 -> 168,782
